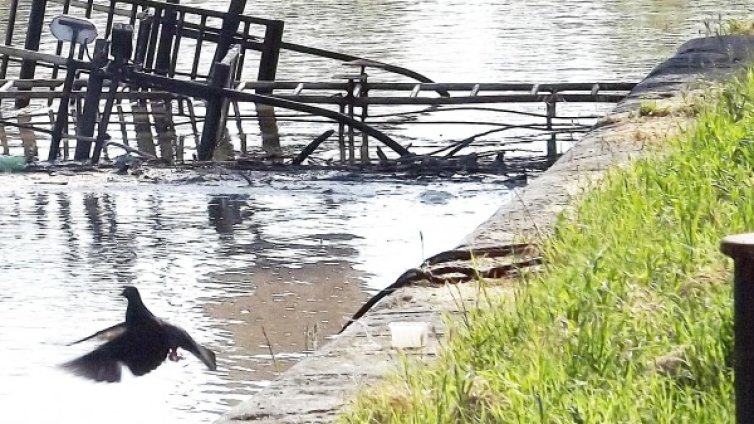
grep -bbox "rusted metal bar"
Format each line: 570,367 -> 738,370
262,94 -> 628,105
280,41 -> 450,97
130,70 -> 411,157
721,233 -> 754,424
240,81 -> 636,92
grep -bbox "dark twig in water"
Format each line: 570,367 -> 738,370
261,326 -> 277,367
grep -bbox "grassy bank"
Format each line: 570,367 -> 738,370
338,67 -> 754,423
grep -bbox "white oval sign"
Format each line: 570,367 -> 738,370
49,15 -> 98,45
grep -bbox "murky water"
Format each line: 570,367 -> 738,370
0,1 -> 751,423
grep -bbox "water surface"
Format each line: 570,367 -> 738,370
0,0 -> 750,423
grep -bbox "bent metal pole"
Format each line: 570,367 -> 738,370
721,233 -> 754,424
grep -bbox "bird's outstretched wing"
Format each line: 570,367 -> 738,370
67,322 -> 126,346
61,342 -> 123,382
165,324 -> 217,371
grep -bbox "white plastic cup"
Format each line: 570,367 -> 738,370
388,321 -> 429,348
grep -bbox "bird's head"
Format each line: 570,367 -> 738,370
121,286 -> 141,301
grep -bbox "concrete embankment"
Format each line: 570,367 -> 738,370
216,36 -> 754,424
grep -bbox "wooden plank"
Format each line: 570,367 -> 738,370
0,45 -> 69,68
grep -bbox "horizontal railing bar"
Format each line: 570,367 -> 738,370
50,0 -> 132,17
262,94 -> 628,105
240,81 -> 635,92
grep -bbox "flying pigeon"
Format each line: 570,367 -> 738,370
62,286 -> 217,382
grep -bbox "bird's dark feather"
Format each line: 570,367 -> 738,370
61,343 -> 122,383
62,286 -> 217,383
67,322 -> 127,346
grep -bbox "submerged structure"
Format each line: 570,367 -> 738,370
0,0 -> 635,176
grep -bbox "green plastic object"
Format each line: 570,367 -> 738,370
0,155 -> 27,172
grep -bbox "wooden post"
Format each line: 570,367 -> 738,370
48,61 -> 78,161
213,0 -> 247,64
74,40 -> 109,160
90,69 -> 122,164
546,93 -> 557,164
257,21 -> 284,83
133,14 -> 156,156
153,99 -> 175,162
91,24 -> 133,164
721,233 -> 754,424
346,80 -> 356,164
134,13 -> 153,68
152,2 -> 178,162
198,47 -> 238,160
256,20 -> 284,155
19,113 -> 37,160
0,110 -> 7,155
17,0 -> 48,108
359,76 -> 370,164
337,97 -> 346,163
154,0 -> 179,75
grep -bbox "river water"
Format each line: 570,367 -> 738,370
0,1 -> 750,423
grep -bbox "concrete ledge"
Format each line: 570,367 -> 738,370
216,36 -> 754,424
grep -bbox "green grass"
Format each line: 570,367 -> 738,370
338,67 -> 754,423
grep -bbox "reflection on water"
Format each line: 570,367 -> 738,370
0,0 -> 752,423
0,173 -> 509,423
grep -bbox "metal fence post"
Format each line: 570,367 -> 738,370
721,232 -> 754,424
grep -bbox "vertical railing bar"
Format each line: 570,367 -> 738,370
51,0 -> 72,81
169,10 -> 186,78
105,0 -> 117,38
76,0 -> 95,61
145,6 -> 164,69
190,14 -> 206,80
236,19 -> 251,79
128,2 -> 139,27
